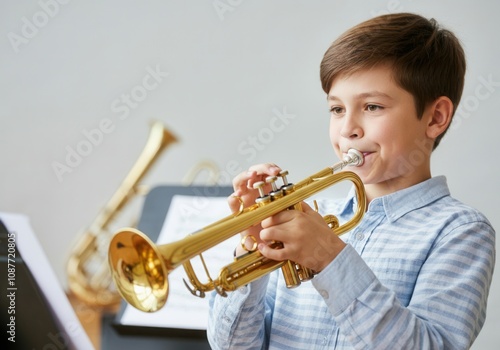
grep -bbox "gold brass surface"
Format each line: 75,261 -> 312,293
108,150 -> 366,312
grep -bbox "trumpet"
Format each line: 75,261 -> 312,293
108,149 -> 366,312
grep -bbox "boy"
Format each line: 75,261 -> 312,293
207,13 -> 495,349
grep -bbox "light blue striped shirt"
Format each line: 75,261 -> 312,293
207,176 -> 495,349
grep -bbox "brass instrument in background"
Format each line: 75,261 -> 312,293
108,149 -> 366,313
67,120 -> 221,307
66,121 -> 178,307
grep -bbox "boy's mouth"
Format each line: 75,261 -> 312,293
343,150 -> 372,158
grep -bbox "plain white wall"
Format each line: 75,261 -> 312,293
1,0 -> 499,348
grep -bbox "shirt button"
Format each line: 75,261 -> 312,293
319,290 -> 329,299
239,286 -> 248,294
356,232 -> 364,241
322,337 -> 328,345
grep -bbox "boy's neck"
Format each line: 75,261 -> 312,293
364,170 -> 432,205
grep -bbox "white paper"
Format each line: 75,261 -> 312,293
0,212 -> 94,350
119,195 -> 240,330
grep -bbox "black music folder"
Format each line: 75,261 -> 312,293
0,220 -> 66,350
102,184 -> 233,349
0,213 -> 93,350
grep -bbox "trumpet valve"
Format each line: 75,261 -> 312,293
253,181 -> 271,206
266,176 -> 284,200
278,170 -> 289,186
266,176 -> 279,192
278,170 -> 294,194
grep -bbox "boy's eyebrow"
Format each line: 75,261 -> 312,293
327,91 -> 394,101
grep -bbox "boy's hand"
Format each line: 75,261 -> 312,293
228,163 -> 281,256
258,202 -> 347,272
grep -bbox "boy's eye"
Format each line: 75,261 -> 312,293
366,104 -> 383,112
329,106 -> 344,115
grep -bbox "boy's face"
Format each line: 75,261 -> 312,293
327,64 -> 433,195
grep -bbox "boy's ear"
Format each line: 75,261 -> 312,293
425,96 -> 454,139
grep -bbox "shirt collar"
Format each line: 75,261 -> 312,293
340,176 -> 450,222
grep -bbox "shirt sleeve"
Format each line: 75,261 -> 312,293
207,273 -> 274,350
312,220 -> 496,350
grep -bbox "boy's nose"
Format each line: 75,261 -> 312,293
340,114 -> 363,139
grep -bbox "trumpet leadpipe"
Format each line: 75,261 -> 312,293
108,149 -> 366,312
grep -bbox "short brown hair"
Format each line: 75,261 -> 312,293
320,13 -> 466,149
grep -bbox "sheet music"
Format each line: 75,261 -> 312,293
119,195 -> 240,330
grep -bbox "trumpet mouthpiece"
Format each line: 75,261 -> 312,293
346,149 -> 364,167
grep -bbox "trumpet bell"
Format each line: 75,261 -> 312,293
109,228 -> 168,312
